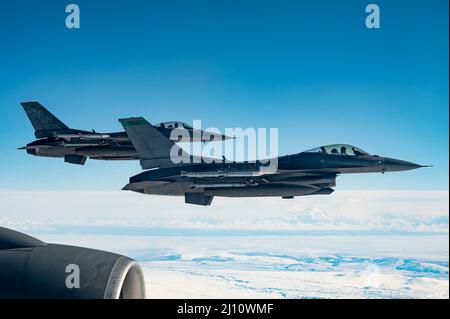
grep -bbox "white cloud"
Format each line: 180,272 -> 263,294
0,190 -> 448,232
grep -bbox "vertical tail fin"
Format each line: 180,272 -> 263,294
119,117 -> 190,169
21,102 -> 69,138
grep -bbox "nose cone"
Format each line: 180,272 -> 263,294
383,157 -> 424,172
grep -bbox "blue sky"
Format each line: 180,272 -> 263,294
0,0 -> 448,191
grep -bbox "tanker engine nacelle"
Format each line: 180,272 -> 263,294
0,227 -> 146,299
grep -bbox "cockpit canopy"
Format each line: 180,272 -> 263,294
155,121 -> 193,130
303,144 -> 370,156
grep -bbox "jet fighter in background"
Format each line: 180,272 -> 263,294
20,102 -> 231,165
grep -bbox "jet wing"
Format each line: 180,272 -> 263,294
119,117 -> 221,169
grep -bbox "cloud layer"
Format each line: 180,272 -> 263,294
1,190 -> 448,233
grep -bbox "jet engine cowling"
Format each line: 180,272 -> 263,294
0,227 -> 146,299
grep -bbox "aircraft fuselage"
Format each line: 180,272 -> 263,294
123,151 -> 422,204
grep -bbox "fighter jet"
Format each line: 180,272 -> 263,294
20,102 -> 232,165
119,117 -> 427,206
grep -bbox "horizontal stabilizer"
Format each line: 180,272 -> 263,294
185,193 -> 214,206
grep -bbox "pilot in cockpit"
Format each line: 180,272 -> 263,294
353,148 -> 365,156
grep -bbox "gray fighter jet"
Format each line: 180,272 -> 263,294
20,102 -> 231,165
119,117 -> 427,206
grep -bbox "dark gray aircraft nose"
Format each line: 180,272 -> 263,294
383,157 -> 424,172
